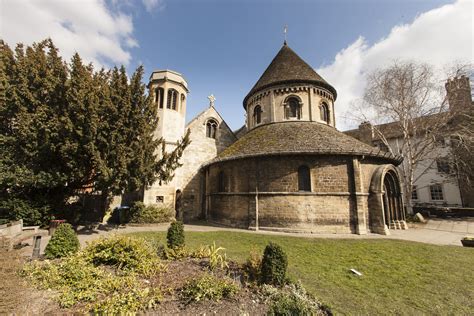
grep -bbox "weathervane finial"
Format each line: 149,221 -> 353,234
284,24 -> 288,45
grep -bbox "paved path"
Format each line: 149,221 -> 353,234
386,217 -> 474,247
28,218 -> 474,256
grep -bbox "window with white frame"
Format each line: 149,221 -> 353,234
430,184 -> 444,201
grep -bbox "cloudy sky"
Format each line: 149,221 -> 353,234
1,0 -> 472,130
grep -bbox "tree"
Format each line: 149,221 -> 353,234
352,61 -> 452,214
0,39 -> 190,223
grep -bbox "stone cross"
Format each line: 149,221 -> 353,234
208,94 -> 216,107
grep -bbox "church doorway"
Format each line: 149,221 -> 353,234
369,165 -> 407,234
175,189 -> 183,221
382,170 -> 404,229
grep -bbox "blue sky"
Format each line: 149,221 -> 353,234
2,0 -> 472,130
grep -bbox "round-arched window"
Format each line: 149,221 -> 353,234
167,89 -> 178,110
206,119 -> 218,139
253,105 -> 262,125
320,102 -> 330,124
298,165 -> 311,191
285,97 -> 301,119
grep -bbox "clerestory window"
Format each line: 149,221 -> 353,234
253,105 -> 262,125
285,97 -> 301,119
320,102 -> 330,124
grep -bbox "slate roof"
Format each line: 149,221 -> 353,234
207,121 -> 402,166
344,113 -> 450,142
243,43 -> 337,107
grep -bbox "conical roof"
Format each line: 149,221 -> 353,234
206,121 -> 402,166
243,43 -> 337,107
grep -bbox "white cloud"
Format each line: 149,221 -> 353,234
142,0 -> 165,12
317,0 -> 473,130
0,0 -> 137,67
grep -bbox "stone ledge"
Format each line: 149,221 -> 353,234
209,191 -> 369,196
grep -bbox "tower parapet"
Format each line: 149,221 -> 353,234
445,75 -> 472,110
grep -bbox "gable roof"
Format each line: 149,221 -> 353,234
243,43 -> 337,107
186,106 -> 238,141
206,121 -> 402,166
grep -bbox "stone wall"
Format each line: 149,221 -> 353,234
179,106 -> 237,220
206,155 -> 398,234
245,83 -> 336,130
207,155 -> 360,233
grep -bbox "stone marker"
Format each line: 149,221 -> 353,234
415,212 -> 427,223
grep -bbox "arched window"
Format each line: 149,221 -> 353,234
155,87 -> 164,109
167,89 -> 178,110
206,119 -> 218,139
181,94 -> 185,106
253,105 -> 262,125
285,97 -> 301,119
298,165 -> 311,191
218,171 -> 225,192
320,102 -> 330,124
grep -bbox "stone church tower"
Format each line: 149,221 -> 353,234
142,70 -> 189,207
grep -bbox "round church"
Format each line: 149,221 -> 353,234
201,43 -> 407,235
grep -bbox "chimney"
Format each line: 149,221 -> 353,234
358,121 -> 374,145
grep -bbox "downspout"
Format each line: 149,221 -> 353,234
255,158 -> 259,231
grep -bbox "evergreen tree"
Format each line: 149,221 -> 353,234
0,39 -> 190,224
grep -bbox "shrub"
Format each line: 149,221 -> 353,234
129,202 -> 173,224
44,223 -> 80,259
83,235 -> 164,276
0,197 -> 52,226
242,249 -> 262,283
21,254 -> 162,312
91,288 -> 161,314
266,282 -> 330,316
180,274 -> 238,303
260,242 -> 288,286
159,245 -> 191,260
207,242 -> 228,271
167,221 -> 185,249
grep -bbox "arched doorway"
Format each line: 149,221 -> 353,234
369,165 -> 407,235
175,189 -> 183,221
382,170 -> 404,228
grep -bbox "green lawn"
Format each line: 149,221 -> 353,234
130,231 -> 474,315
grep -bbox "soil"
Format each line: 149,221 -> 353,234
0,248 -> 61,315
150,258 -> 269,315
2,249 -> 269,315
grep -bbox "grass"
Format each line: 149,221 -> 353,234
130,231 -> 474,315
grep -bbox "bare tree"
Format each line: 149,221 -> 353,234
352,61 -> 453,214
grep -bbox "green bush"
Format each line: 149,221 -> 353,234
242,249 -> 262,283
261,242 -> 288,286
158,245 -> 191,260
207,242 -> 228,271
21,254 -> 161,312
180,274 -> 238,303
0,197 -> 52,226
44,223 -> 80,259
167,221 -> 185,249
129,202 -> 173,224
266,282 -> 330,316
83,235 -> 164,276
